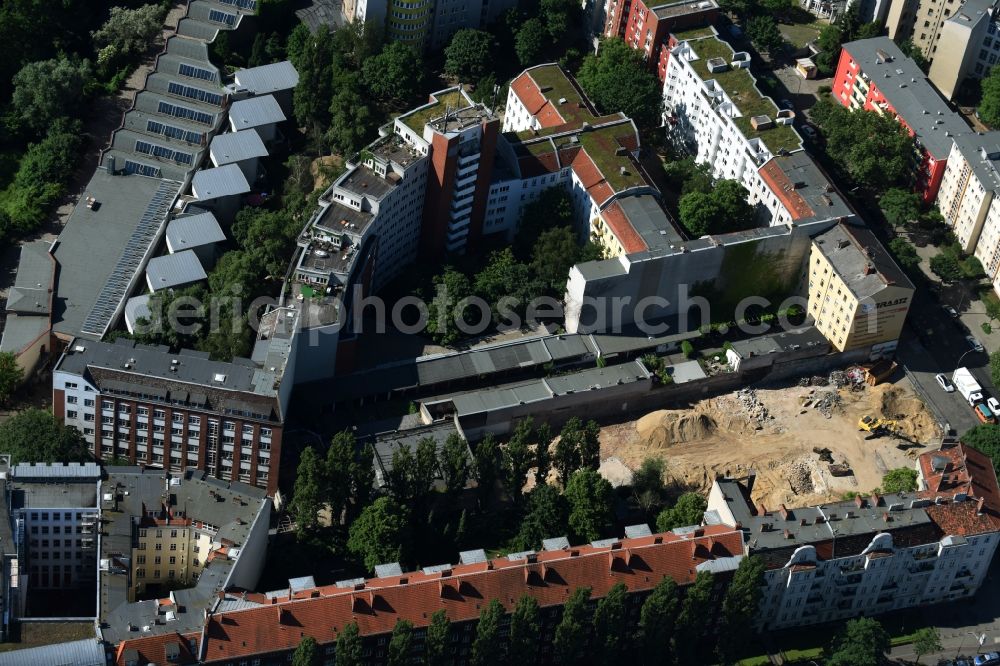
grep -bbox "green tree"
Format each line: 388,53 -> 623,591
0,408 -> 89,464
530,226 -> 587,295
565,469 -> 614,542
426,266 -> 474,346
717,556 -> 765,664
387,619 -> 413,666
336,622 -> 363,666
363,42 -> 424,107
0,352 -> 24,405
962,424 -> 1000,469
4,118 -> 82,232
664,156 -> 714,195
930,253 -> 963,282
324,431 -> 374,523
10,56 -> 92,135
577,38 -> 661,129
291,636 -> 320,666
91,4 -> 164,66
473,247 -> 532,318
502,419 -> 535,502
680,340 -> 695,358
553,587 -> 591,663
540,0 -> 579,40
515,186 -> 574,257
439,433 -> 471,496
445,29 -> 494,81
347,497 -> 410,571
632,457 -> 666,515
512,483 -> 569,551
912,627 -> 942,664
745,15 -> 785,54
888,238 -> 920,272
425,609 -> 451,666
474,433 -> 502,505
881,467 -> 919,493
678,180 -> 755,237
593,582 -> 628,664
898,38 -> 930,72
880,188 -> 922,226
290,24 -> 335,144
509,595 -> 541,663
981,65 -> 1000,128
825,617 -> 890,666
675,570 -> 714,664
471,599 -> 505,666
553,417 -> 600,484
290,447 -> 324,538
515,18 -> 547,66
639,576 -> 679,663
656,492 -> 707,531
327,72 -> 376,154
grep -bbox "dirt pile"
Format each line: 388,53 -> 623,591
871,385 -> 939,440
636,410 -> 718,448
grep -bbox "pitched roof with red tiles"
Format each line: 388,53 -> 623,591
116,526 -> 743,664
918,443 -> 1000,537
759,158 -> 814,221
115,631 -> 199,666
600,201 -> 648,253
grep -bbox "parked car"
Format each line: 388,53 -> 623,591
973,653 -> 1000,666
936,373 -> 956,392
967,335 -> 986,353
801,125 -> 818,140
975,402 -> 998,424
944,304 -> 958,317
989,397 -> 1000,413
780,98 -> 794,110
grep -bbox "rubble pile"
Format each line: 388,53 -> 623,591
814,391 -> 843,418
783,460 -> 814,494
736,388 -> 772,429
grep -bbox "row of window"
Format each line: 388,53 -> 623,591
167,81 -> 223,106
157,100 -> 215,126
208,8 -> 237,25
146,119 -> 203,144
135,139 -> 194,165
124,159 -> 161,178
179,62 -> 216,82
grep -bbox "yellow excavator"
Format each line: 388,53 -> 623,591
858,415 -> 900,439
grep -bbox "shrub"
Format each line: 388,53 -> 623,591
680,340 -> 694,358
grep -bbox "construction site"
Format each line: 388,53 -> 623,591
599,371 -> 942,509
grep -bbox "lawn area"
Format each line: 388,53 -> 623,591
400,89 -> 468,133
779,20 -> 824,48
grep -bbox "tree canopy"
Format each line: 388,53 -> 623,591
347,497 -> 411,571
0,352 -> 24,405
880,188 -> 922,226
335,622 -> 363,666
577,38 -> 661,129
678,179 -> 756,236
639,576 -> 679,663
565,468 -> 614,542
656,492 -> 708,531
553,587 -> 591,663
0,409 -> 89,464
509,595 -> 541,663
362,41 -> 424,108
981,65 -> 1000,128
962,425 -> 1000,470
825,617 -> 890,666
445,29 -> 494,82
881,467 -> 918,493
91,4 -> 165,67
291,636 -> 320,666
471,599 -> 505,666
10,57 -> 92,136
745,15 -> 785,54
717,556 -> 765,663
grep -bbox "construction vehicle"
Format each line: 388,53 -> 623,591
954,367 -> 985,406
858,415 -> 901,439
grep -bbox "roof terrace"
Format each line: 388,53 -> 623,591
400,89 -> 470,134
685,36 -> 801,153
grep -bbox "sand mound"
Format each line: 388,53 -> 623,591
871,385 -> 939,441
636,410 -> 717,448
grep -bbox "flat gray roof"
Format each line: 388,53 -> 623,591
296,0 -> 345,30
614,194 -> 684,249
952,131 -> 1000,195
210,129 -> 267,166
813,223 -> 913,299
233,61 -> 299,94
0,314 -> 49,356
52,169 -> 181,339
228,95 -> 286,130
371,422 -> 470,488
6,242 -> 53,315
12,462 -> 101,480
760,151 -> 854,225
146,249 -> 207,291
0,638 -> 104,666
192,163 -> 250,200
842,37 -> 972,158
166,212 -> 226,252
338,164 -> 396,200
730,326 -> 829,358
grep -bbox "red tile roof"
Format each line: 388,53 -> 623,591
510,72 -> 566,128
759,159 -> 815,221
115,631 -> 198,666
116,526 -> 743,664
918,443 -> 1000,536
601,201 -> 648,253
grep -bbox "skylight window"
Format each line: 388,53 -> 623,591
157,100 -> 214,126
208,9 -> 237,25
179,63 -> 216,82
167,81 -> 223,106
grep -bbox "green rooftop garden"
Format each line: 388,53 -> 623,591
527,65 -> 593,125
578,124 -> 646,192
399,89 -> 468,134
687,36 -> 801,154
671,25 -> 716,42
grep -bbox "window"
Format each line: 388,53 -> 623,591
124,159 -> 161,178
179,63 -> 216,81
67,410 -> 78,419
219,0 -> 256,10
134,140 -> 193,165
146,119 -> 203,144
84,399 -> 94,407
67,395 -> 78,404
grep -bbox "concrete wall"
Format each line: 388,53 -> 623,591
565,221 -> 833,334
225,498 -> 271,592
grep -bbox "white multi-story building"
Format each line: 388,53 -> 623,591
936,132 -> 1000,294
706,442 -> 1000,629
662,32 -> 806,225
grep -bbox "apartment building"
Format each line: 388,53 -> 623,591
602,0 -> 719,81
52,320 -> 297,495
111,524 -> 743,665
347,0 -> 517,51
833,38 -> 971,203
99,467 -> 269,650
8,462 -> 101,614
886,0 -> 991,61
707,441 -> 1000,629
663,31 -> 806,223
807,223 -> 914,353
928,0 -> 1000,99
935,132 -> 1000,294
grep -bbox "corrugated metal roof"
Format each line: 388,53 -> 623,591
146,250 -> 207,291
0,638 -> 104,666
210,129 -> 267,165
228,95 -> 286,129
166,212 -> 226,252
234,60 -> 299,94
192,163 -> 250,200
